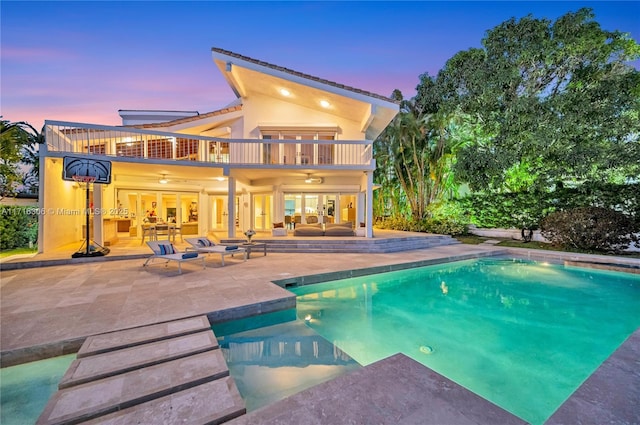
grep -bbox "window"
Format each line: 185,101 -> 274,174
259,129 -> 337,165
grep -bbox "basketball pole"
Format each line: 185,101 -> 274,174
71,175 -> 109,258
83,180 -> 90,255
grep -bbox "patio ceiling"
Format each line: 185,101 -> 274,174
109,161 -> 366,190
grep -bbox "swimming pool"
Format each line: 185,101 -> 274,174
212,309 -> 361,412
0,354 -> 75,425
217,257 -> 639,424
292,257 -> 640,424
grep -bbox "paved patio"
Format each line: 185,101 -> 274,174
0,238 -> 503,364
1,238 -> 639,424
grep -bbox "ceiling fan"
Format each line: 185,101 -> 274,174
301,174 -> 323,184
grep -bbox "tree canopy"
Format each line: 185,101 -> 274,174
436,8 -> 640,192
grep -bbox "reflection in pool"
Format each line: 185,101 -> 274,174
213,310 -> 361,412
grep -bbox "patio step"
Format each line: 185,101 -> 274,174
77,315 -> 212,358
221,234 -> 459,254
59,331 -> 219,389
37,316 -> 246,425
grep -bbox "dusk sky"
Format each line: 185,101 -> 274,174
2,1 -> 638,130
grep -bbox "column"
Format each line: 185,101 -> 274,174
365,171 -> 373,238
227,177 -> 236,238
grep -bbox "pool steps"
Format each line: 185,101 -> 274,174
36,316 -> 246,425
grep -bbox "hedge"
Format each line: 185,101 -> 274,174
0,205 -> 38,250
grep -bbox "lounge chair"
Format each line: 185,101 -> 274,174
185,237 -> 247,266
143,241 -> 205,274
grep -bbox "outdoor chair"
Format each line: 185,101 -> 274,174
143,240 -> 205,274
140,224 -> 157,245
185,237 -> 247,266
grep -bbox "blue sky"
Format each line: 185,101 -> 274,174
1,1 -> 638,129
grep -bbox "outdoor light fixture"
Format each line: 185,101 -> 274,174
280,88 -> 291,97
320,100 -> 330,108
159,175 -> 168,184
216,177 -> 226,181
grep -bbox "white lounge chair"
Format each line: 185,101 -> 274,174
143,241 -> 205,274
185,237 -> 247,266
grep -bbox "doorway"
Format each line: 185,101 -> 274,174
253,194 -> 272,231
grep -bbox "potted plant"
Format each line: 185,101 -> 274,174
244,229 -> 256,243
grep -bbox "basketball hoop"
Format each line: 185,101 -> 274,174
72,175 -> 97,185
70,173 -> 109,258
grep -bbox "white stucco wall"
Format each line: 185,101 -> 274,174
41,158 -> 83,251
240,94 -> 365,140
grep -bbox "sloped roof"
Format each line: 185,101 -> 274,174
211,47 -> 399,105
130,105 -> 242,129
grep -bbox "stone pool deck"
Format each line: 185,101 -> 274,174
1,243 -> 639,424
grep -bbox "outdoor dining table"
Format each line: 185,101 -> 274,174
141,223 -> 178,243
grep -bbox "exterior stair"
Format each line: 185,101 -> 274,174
36,316 -> 245,425
220,234 -> 459,254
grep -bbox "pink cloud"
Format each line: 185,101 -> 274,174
1,46 -> 76,62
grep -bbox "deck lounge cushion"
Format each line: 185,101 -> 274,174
294,223 -> 324,236
325,222 -> 354,236
197,238 -> 214,247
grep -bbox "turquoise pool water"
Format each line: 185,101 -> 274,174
0,354 -> 75,425
291,258 -> 640,424
212,309 -> 361,412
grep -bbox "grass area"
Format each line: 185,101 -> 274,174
453,235 -> 487,245
455,235 -> 640,258
0,247 -> 38,258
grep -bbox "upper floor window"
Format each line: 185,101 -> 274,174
260,129 -> 336,165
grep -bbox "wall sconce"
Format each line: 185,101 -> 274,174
158,174 -> 168,184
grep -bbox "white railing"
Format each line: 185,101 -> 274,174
44,121 -> 373,167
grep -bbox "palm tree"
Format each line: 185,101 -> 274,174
374,99 -> 471,222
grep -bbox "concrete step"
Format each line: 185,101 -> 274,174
37,350 -> 229,425
219,235 -> 459,254
77,315 -> 211,358
38,315 -> 247,425
59,331 -> 219,389
79,377 -> 245,425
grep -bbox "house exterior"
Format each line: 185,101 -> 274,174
38,48 -> 399,252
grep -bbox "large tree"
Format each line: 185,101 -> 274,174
438,8 -> 640,192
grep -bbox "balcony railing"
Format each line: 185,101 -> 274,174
44,121 -> 373,167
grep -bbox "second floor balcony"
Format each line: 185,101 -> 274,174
44,121 -> 374,169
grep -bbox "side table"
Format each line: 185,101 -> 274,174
241,242 -> 267,259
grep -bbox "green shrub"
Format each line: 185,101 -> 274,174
452,182 -> 639,230
424,218 -> 468,236
455,192 -> 551,229
540,207 -> 639,253
0,205 -> 38,250
378,215 -> 468,236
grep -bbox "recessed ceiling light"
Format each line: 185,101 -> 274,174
280,88 -> 291,97
320,100 -> 330,108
